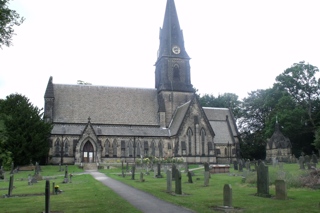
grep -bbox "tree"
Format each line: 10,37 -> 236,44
0,0 -> 25,48
0,94 -> 52,165
199,93 -> 241,119
312,126 -> 320,152
0,117 -> 12,169
275,61 -> 320,129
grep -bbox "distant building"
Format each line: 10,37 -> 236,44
266,122 -> 292,162
44,0 -> 240,165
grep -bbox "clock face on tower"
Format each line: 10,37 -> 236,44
172,45 -> 181,54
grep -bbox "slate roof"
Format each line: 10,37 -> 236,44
52,84 -> 159,126
267,123 -> 292,149
203,107 -> 238,144
169,101 -> 191,136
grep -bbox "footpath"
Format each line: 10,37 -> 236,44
88,171 -> 196,213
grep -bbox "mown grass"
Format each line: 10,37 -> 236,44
102,163 -> 320,213
0,163 -> 320,213
0,165 -> 141,213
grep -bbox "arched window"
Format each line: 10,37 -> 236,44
201,129 -> 206,156
188,128 -> 192,155
173,64 -> 180,81
105,139 -> 110,157
112,140 -> 117,157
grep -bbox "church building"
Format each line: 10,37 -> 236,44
44,0 -> 240,165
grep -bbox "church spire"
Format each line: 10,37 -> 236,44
155,0 -> 193,92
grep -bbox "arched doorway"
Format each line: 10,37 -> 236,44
83,141 -> 94,163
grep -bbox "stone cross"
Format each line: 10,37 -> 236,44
275,180 -> 287,200
175,170 -> 182,194
223,184 -> 232,207
256,162 -> 270,197
166,170 -> 172,192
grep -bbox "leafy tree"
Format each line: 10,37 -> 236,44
0,0 -> 25,48
199,93 -> 241,119
275,61 -> 320,128
312,126 -> 320,152
0,117 -> 12,169
0,94 -> 52,165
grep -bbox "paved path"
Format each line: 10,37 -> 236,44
89,171 -> 196,213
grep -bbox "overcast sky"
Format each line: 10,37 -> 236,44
1,0 -> 320,109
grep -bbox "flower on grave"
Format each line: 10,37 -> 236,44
55,185 -> 59,189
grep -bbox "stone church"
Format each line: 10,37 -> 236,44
44,0 -> 240,165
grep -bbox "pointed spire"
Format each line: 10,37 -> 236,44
157,0 -> 189,60
44,76 -> 54,98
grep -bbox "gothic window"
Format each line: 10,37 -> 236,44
187,128 -> 192,155
112,140 -> 117,157
151,141 -> 155,156
224,147 -> 227,156
201,129 -> 206,156
173,64 -> 180,81
105,139 -> 110,157
121,140 -> 126,157
55,138 -> 61,156
64,139 -> 69,156
144,141 -> 149,156
158,141 -> 163,157
181,141 -> 186,156
129,140 -> 133,157
137,141 -> 141,157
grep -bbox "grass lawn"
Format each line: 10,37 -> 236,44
0,165 -> 141,213
102,163 -> 320,213
0,163 -> 319,213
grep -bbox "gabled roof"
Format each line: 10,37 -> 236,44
52,83 -> 159,126
203,107 -> 239,144
169,101 -> 191,136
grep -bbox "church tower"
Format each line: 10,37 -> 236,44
156,0 -> 194,128
155,0 -> 193,92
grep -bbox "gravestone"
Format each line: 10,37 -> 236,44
299,156 -> 305,170
312,153 -> 318,164
246,159 -> 251,171
233,161 -> 238,170
131,165 -> 135,180
204,171 -> 210,187
156,163 -> 162,178
175,170 -> 182,194
305,155 -> 310,163
223,184 -> 232,207
185,163 -> 189,173
204,162 -> 209,172
8,174 -> 14,197
45,180 -> 50,213
275,180 -> 287,200
140,172 -> 144,182
166,170 -> 172,192
52,182 -> 55,195
187,171 -> 193,183
239,163 -> 243,172
28,174 -> 32,185
256,162 -> 271,197
63,165 -> 69,183
172,164 -> 177,180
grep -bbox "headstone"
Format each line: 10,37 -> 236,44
312,153 -> 318,164
28,174 -> 32,185
204,171 -> 210,187
156,163 -> 162,178
166,170 -> 172,192
131,165 -> 135,180
223,184 -> 232,207
239,163 -> 243,172
52,182 -> 55,195
275,180 -> 287,200
233,161 -> 238,170
246,159 -> 251,171
45,180 -> 50,213
59,163 -> 62,172
172,164 -> 177,180
187,171 -> 193,183
63,166 -> 69,183
305,155 -> 310,163
175,170 -> 182,194
307,162 -> 312,170
256,162 -> 271,197
204,162 -> 210,172
140,172 -> 144,182
8,174 -> 14,197
299,156 -> 305,170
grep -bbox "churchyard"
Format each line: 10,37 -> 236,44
0,161 -> 320,212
